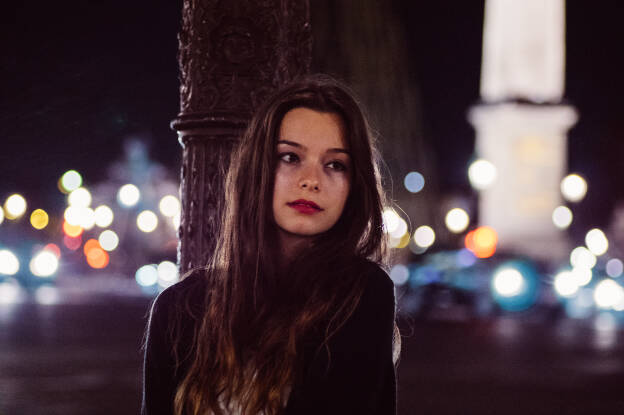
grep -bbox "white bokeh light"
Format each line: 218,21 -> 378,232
136,264 -> 158,287
570,246 -> 596,270
29,251 -> 59,278
5,194 -> 27,218
382,209 -> 400,234
413,226 -> 435,248
94,205 -> 114,228
390,218 -> 408,239
157,261 -> 179,288
560,174 -> 587,202
571,267 -> 592,287
0,207 -> 4,225
552,206 -> 572,229
594,279 -> 624,309
553,271 -> 579,298
159,195 -> 181,217
606,258 -> 623,278
61,170 -> 82,192
79,207 -> 96,230
118,184 -> 141,207
468,159 -> 497,190
0,250 -> 20,275
492,268 -> 525,297
172,213 -> 181,230
68,187 -> 92,207
445,208 -> 470,233
137,210 -> 158,233
99,230 -> 119,251
585,228 -> 608,256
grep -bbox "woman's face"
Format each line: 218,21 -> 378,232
272,107 -> 351,246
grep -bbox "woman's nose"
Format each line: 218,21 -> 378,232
298,166 -> 320,191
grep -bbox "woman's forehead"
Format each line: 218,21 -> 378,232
278,107 -> 347,150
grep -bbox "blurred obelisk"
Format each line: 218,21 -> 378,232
468,0 -> 577,261
172,1 -> 311,272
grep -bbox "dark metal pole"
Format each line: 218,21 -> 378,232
172,0 -> 312,273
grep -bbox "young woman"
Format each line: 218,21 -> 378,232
142,74 -> 399,415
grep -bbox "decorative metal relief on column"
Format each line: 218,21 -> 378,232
173,0 -> 312,273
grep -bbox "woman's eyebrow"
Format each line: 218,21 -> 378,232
277,139 -> 350,156
277,139 -> 303,148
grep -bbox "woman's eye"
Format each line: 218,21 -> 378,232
279,152 -> 299,164
327,161 -> 348,172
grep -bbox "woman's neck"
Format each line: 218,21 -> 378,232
276,229 -> 313,272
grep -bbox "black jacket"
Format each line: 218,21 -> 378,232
142,260 -> 396,414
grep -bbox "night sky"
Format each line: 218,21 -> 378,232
1,0 -> 623,235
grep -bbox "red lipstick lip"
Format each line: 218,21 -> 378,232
287,199 -> 323,210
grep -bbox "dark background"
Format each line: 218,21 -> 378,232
1,0 -> 623,233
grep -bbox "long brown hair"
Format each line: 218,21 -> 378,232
173,74 -> 388,415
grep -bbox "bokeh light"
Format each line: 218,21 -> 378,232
94,205 -> 114,228
403,172 -> 425,193
0,250 -> 20,275
382,209 -> 400,234
552,206 -> 572,229
118,184 -> 140,207
389,264 -> 410,286
172,212 -> 181,230
44,243 -> 61,259
606,258 -> 623,278
490,261 -> 538,311
445,208 -> 470,233
594,279 -> 624,309
99,230 -> 119,251
137,210 -> 158,233
68,187 -> 92,207
63,235 -> 82,251
63,220 -> 83,238
159,195 -> 181,217
79,207 -> 96,230
570,246 -> 596,269
585,228 -> 608,256
83,239 -> 101,257
29,250 -> 59,277
157,261 -> 179,288
136,264 -> 158,287
413,226 -> 435,248
560,174 -> 587,202
553,271 -> 579,298
30,209 -> 49,230
84,239 -> 109,269
60,170 -> 82,193
5,194 -> 27,219
389,231 -> 411,249
390,217 -> 408,239
492,268 -> 524,297
571,267 -> 592,287
468,159 -> 497,190
465,226 -> 497,258
0,207 -> 4,225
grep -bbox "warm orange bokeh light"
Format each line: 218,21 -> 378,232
465,226 -> 497,258
83,239 -> 101,257
86,247 -> 109,269
63,220 -> 83,237
44,243 -> 61,258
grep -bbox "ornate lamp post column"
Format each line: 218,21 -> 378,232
172,1 -> 312,272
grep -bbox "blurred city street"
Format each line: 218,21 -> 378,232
1,283 -> 624,415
